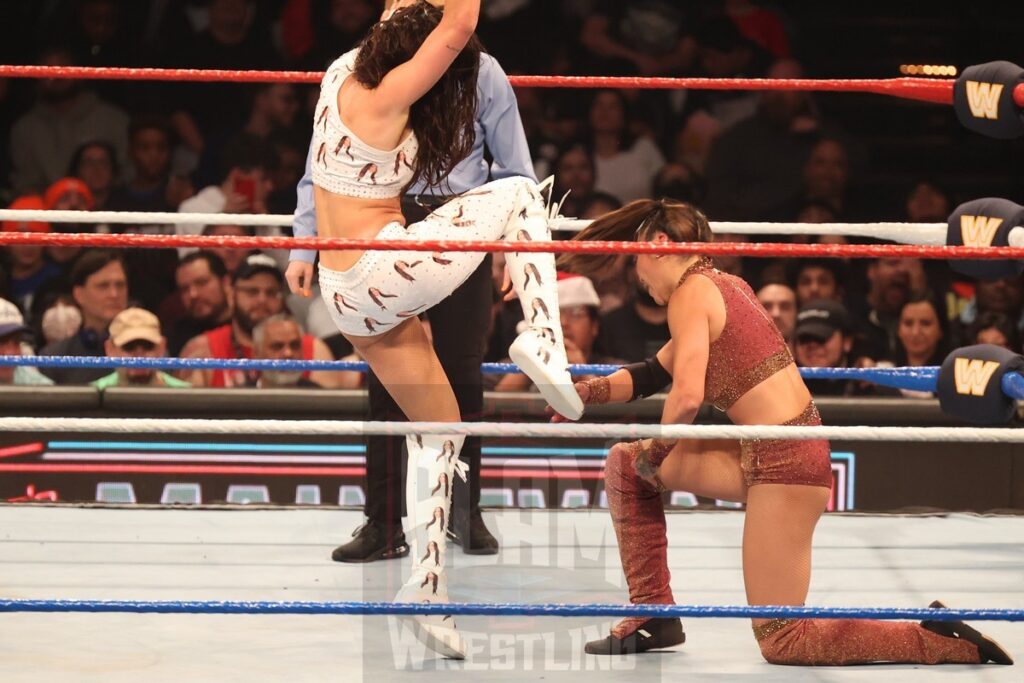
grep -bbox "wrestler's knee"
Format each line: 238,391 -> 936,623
603,442 -> 634,482
754,619 -> 802,665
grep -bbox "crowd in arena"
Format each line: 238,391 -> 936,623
1,0 -> 1021,395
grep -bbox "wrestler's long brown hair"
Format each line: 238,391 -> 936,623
353,1 -> 481,193
558,199 -> 712,278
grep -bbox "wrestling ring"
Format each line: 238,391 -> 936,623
1,59 -> 1024,681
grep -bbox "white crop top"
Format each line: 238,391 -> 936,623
311,50 -> 419,199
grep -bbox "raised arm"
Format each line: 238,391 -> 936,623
371,0 -> 480,113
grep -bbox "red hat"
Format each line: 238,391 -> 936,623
2,196 -> 51,233
43,177 -> 94,210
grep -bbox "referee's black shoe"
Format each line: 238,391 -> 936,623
331,520 -> 410,563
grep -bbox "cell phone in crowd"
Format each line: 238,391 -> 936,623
233,173 -> 256,211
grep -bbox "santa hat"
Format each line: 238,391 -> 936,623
43,177 -> 94,210
2,196 -> 51,233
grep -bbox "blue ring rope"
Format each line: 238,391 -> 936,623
2,355 -> 1022,399
1,599 -> 1021,621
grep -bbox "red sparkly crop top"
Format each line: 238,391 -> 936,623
679,258 -> 794,411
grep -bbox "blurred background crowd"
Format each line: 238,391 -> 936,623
0,0 -> 1022,396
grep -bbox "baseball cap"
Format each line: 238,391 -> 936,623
795,299 -> 849,342
109,308 -> 163,347
232,253 -> 284,285
0,298 -> 29,338
2,196 -> 51,233
557,273 -> 601,309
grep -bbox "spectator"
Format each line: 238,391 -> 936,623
796,200 -> 837,225
266,134 -> 306,215
226,84 -> 301,152
167,251 -> 233,356
2,196 -> 62,316
960,275 -> 1024,332
905,179 -> 951,222
756,281 -> 797,347
853,258 -> 917,361
202,224 -> 260,275
552,144 -> 596,219
690,16 -> 763,130
42,177 -> 95,268
580,192 -> 623,220
599,267 -> 671,361
652,160 -> 704,205
725,0 -> 791,57
288,0 -> 378,69
792,258 -> 844,307
40,250 -> 128,384
92,308 -> 191,389
108,117 -> 193,213
966,311 -> 1021,351
578,1 -> 696,77
493,275 -> 620,391
799,137 -> 851,217
895,290 -> 949,369
794,299 -> 856,396
69,141 -> 118,210
10,46 -> 129,194
177,142 -> 278,247
251,313 -> 325,388
167,0 -> 281,180
180,254 -> 337,388
0,298 -> 53,386
66,0 -> 134,71
671,110 -> 723,176
712,232 -> 748,278
587,90 -> 665,203
704,58 -> 819,220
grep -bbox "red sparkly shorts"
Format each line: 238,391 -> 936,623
739,402 -> 832,489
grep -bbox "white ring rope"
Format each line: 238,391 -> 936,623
0,417 -> 1020,443
0,209 -> 992,244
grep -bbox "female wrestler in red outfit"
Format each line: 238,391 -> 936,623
559,199 -> 1013,666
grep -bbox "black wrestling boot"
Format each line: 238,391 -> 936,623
584,618 -> 685,655
331,520 -> 409,563
921,600 -> 1014,665
447,509 -> 499,555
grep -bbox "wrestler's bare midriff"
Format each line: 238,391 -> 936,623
727,363 -> 813,427
314,187 -> 406,271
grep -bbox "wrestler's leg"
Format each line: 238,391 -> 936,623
407,177 -> 583,419
347,321 -> 468,659
588,439 -> 745,654
744,484 -> 981,665
656,438 -> 747,503
347,318 -> 459,424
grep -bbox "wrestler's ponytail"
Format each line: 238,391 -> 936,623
558,198 -> 712,278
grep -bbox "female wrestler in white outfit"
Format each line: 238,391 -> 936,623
292,0 -> 583,659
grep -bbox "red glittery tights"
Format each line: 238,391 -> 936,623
607,439 -> 981,665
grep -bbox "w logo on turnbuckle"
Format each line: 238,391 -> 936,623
959,215 -> 1003,248
953,358 -> 1000,396
965,81 -> 1003,119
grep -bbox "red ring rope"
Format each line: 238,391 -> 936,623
1,232 -> 1020,260
0,64 -> 985,105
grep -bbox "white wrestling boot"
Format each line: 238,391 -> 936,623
393,434 -> 468,659
505,177 -> 585,420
